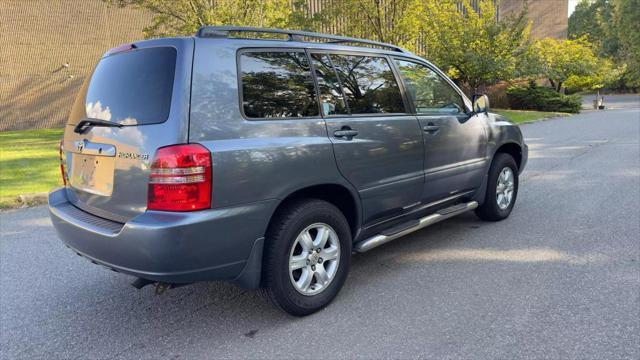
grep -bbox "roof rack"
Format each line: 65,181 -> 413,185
196,26 -> 410,53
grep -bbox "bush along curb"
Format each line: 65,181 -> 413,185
507,84 -> 582,113
0,193 -> 48,210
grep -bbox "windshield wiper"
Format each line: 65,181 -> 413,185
74,118 -> 123,134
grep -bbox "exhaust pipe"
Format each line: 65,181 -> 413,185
131,277 -> 154,289
131,278 -> 192,294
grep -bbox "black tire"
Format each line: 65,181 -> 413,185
475,153 -> 519,221
262,199 -> 351,316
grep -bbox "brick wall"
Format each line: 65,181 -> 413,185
0,0 -> 151,131
500,0 -> 568,39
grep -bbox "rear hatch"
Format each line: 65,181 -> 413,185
62,38 -> 194,223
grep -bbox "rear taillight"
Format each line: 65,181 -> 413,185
59,141 -> 67,186
147,144 -> 212,212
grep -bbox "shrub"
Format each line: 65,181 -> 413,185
484,80 -> 530,109
506,85 -> 582,113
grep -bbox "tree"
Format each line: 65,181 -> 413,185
569,0 -> 619,58
417,0 -> 532,93
316,0 -> 424,48
321,0 -> 532,93
104,0 -> 311,38
564,58 -> 627,92
528,38 -> 601,92
569,0 -> 639,90
107,0 -> 534,92
613,0 -> 640,87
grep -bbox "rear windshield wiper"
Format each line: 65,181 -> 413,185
74,118 -> 123,134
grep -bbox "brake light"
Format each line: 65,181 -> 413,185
59,141 -> 67,186
147,144 -> 212,211
104,43 -> 137,57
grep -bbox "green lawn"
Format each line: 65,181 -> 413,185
493,109 -> 571,124
0,128 -> 64,208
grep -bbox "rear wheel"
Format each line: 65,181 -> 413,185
262,199 -> 351,316
475,153 -> 519,221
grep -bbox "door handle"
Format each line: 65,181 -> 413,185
423,123 -> 440,133
334,128 -> 359,140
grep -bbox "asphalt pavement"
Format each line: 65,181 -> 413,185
1,97 -> 639,359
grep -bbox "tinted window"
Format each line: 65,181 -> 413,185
82,47 -> 176,125
330,55 -> 405,114
241,52 -> 318,118
394,60 -> 465,114
310,53 -> 348,115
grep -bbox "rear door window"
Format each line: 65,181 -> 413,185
82,47 -> 177,125
240,51 -> 319,118
329,54 -> 406,114
310,53 -> 349,116
394,59 -> 465,114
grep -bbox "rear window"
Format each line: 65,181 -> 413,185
329,54 -> 406,114
240,51 -> 319,118
81,47 -> 177,126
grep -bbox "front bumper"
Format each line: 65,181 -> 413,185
48,188 -> 276,285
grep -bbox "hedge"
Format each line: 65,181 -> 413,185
506,85 -> 582,113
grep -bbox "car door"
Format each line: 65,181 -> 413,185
309,52 -> 424,226
393,59 -> 488,204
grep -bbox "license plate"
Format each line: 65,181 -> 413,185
69,153 -> 115,196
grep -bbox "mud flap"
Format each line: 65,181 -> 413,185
232,237 -> 264,289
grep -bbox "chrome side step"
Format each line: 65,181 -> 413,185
353,201 -> 478,253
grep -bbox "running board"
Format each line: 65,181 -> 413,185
353,201 -> 478,253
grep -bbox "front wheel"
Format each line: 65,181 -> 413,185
262,199 -> 351,316
475,153 -> 519,221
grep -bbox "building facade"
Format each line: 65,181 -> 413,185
500,0 -> 568,39
0,0 -> 567,131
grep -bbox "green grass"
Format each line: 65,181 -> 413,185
493,109 -> 572,124
0,128 -> 64,208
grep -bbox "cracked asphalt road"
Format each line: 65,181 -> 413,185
1,97 -> 639,359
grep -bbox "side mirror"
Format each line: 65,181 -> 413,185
472,94 -> 490,114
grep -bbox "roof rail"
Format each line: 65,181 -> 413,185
196,26 -> 410,54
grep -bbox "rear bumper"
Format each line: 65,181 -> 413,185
48,188 -> 276,286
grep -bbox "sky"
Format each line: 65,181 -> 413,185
568,0 -> 579,16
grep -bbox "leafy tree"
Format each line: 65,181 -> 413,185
416,0 -> 532,93
322,0 -> 532,93
104,0 -> 311,38
528,38 -> 601,92
107,0 -> 533,93
564,58 -> 627,92
315,0 -> 423,48
569,0 -> 619,58
569,0 -> 639,90
613,0 -> 640,87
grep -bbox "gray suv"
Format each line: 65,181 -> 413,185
49,27 -> 528,316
